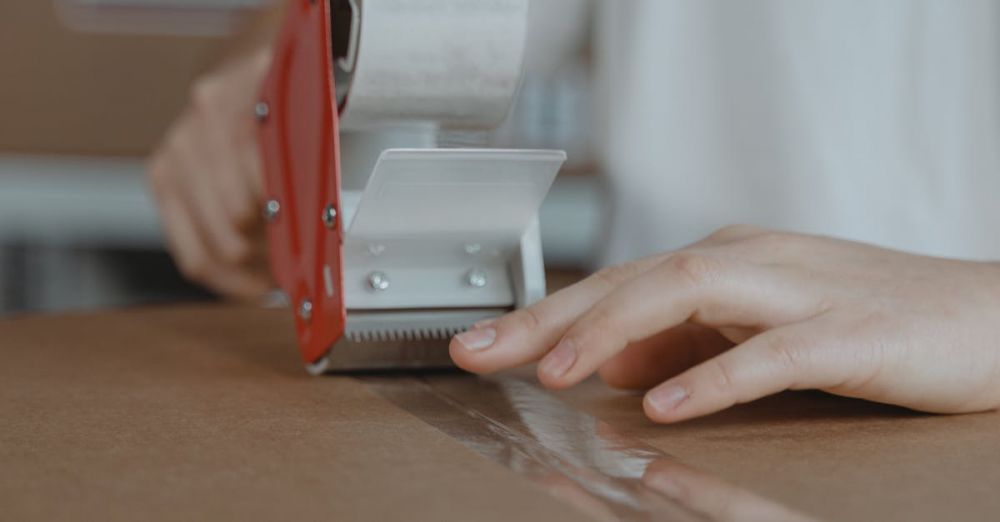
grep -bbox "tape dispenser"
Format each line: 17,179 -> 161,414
257,0 -> 565,373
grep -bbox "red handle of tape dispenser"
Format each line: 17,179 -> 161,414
257,0 -> 346,364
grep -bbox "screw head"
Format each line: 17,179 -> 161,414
322,204 -> 338,229
264,199 -> 281,222
298,299 -> 313,321
465,269 -> 488,288
254,101 -> 270,122
367,271 -> 390,292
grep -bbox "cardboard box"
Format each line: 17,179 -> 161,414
0,2 -> 274,156
2,303 -> 1000,521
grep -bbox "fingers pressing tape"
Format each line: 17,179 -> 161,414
450,254 -> 667,373
539,256 -> 825,389
643,320 -> 842,423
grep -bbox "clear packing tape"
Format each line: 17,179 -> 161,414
334,0 -> 529,131
363,374 -> 818,522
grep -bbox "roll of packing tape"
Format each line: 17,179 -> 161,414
333,0 -> 529,130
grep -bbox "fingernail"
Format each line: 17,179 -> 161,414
539,339 -> 578,379
473,318 -> 497,329
455,328 -> 497,351
647,385 -> 689,413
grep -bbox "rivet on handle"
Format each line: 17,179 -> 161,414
322,204 -> 338,229
254,101 -> 270,122
264,199 -> 281,222
298,299 -> 313,321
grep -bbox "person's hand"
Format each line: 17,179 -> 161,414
147,48 -> 272,300
450,225 -> 1000,423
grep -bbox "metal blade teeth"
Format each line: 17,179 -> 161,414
345,325 -> 468,343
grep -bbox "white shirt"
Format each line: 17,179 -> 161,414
594,0 -> 1000,265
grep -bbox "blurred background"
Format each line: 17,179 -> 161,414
0,0 -> 603,315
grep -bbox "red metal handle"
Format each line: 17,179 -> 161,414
257,0 -> 345,364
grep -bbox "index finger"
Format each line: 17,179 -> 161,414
449,255 -> 664,373
449,231 -> 752,374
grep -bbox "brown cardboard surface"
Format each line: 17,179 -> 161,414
2,304 -> 999,521
0,306 -> 582,521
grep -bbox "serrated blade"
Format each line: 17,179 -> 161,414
307,308 -> 508,374
343,308 -> 506,342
